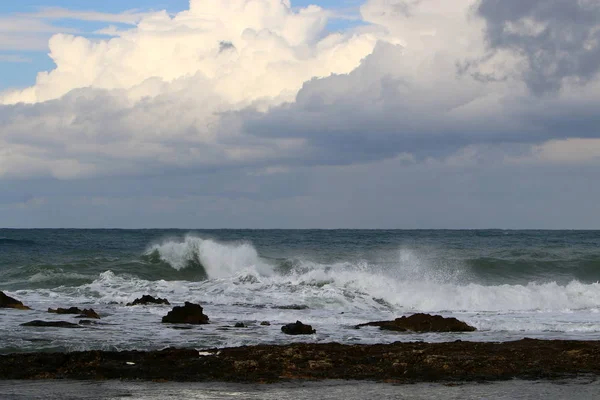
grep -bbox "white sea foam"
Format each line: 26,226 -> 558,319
61,266 -> 600,317
12,238 -> 600,352
9,271 -> 600,353
137,238 -> 600,314
7,234 -> 600,353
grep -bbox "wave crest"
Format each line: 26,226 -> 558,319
146,236 -> 274,279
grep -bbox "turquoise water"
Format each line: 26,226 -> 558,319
1,229 -> 600,353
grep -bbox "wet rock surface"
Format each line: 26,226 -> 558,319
21,321 -> 81,329
281,321 -> 316,335
48,308 -> 100,319
126,295 -> 170,306
0,292 -> 31,310
275,305 -> 309,310
356,313 -> 476,332
161,302 -> 209,324
1,339 -> 600,382
77,320 -> 101,326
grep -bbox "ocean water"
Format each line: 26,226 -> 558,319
1,229 -> 600,353
1,379 -> 599,400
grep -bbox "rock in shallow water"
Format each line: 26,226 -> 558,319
162,302 -> 209,324
78,320 -> 100,326
48,307 -> 100,319
126,295 -> 170,306
281,321 -> 316,335
21,320 -> 81,328
0,291 -> 31,310
275,304 -> 309,310
355,313 -> 476,332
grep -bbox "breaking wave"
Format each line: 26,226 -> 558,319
90,236 -> 600,313
145,236 -> 274,279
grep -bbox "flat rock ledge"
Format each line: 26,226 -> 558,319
1,339 -> 600,383
21,320 -> 81,329
356,313 -> 476,332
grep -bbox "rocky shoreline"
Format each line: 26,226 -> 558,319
1,339 -> 600,383
3,292 -> 600,383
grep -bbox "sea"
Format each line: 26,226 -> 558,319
1,229 -> 600,398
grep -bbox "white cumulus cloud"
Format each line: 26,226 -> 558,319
0,0 -> 599,183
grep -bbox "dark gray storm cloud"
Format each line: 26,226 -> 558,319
477,0 -> 600,94
236,41 -> 600,165
3,157 -> 600,229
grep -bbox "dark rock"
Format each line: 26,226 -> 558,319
356,313 -> 476,332
260,321 -> 271,326
78,320 -> 114,326
78,320 -> 99,326
161,302 -> 209,324
49,307 -> 100,319
275,304 -> 309,310
281,320 -> 316,335
77,309 -> 100,319
21,320 -> 81,328
126,295 -> 170,306
234,322 -> 246,328
48,307 -> 79,314
0,291 -> 31,310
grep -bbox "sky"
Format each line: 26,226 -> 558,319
0,0 -> 599,229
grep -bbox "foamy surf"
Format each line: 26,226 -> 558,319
3,229 -> 600,353
141,237 -> 600,313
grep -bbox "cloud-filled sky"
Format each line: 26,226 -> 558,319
1,0 -> 599,229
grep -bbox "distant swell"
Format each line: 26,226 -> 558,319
0,238 -> 36,246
